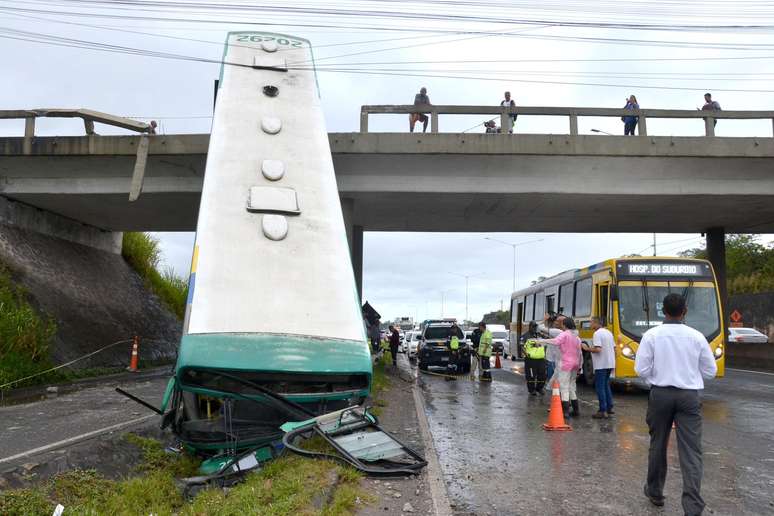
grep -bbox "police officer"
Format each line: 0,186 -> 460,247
448,322 -> 461,373
523,321 -> 546,395
477,322 -> 493,381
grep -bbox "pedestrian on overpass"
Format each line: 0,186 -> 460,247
538,317 -> 582,418
500,91 -> 517,133
622,95 -> 639,135
699,92 -> 721,127
635,293 -> 717,516
387,325 -> 400,367
477,322 -> 493,381
409,87 -> 431,133
523,321 -> 546,395
583,317 -> 616,418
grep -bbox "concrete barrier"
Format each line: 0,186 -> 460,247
726,341 -> 774,372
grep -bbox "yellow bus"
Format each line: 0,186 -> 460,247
508,257 -> 725,385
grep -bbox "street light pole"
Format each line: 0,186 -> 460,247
484,237 -> 544,294
448,272 -> 483,324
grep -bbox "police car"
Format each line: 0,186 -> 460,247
417,319 -> 472,373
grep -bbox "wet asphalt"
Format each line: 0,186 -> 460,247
416,359 -> 774,516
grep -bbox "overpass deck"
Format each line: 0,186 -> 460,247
1,132 -> 773,233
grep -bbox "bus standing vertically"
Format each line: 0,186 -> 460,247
508,257 -> 725,385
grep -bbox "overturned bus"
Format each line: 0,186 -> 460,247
158,31 -> 371,454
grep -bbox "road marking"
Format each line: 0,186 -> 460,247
412,385 -> 453,516
727,368 -> 774,377
0,414 -> 156,465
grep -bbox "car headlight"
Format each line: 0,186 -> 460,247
714,346 -> 723,358
621,346 -> 635,358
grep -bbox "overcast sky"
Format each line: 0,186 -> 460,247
3,0 -> 774,323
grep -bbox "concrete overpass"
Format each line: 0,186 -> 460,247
2,106 -> 774,298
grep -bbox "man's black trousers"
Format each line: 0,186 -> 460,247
524,357 -> 546,393
646,386 -> 705,516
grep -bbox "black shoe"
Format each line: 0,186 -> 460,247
607,408 -> 615,415
570,399 -> 580,418
592,411 -> 609,419
643,485 -> 665,507
529,391 -> 537,396
537,390 -> 545,395
561,401 -> 570,419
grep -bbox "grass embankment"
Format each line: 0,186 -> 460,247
368,345 -> 393,416
0,263 -> 58,390
121,232 -> 188,320
0,435 -> 367,516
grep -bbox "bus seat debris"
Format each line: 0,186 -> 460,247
282,406 -> 427,476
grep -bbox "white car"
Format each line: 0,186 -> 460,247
405,331 -> 422,359
399,331 -> 407,353
729,327 -> 768,344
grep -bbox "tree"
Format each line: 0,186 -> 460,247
680,235 -> 774,294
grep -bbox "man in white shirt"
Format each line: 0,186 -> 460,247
583,317 -> 616,419
635,293 -> 717,516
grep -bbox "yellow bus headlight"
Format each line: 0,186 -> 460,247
621,346 -> 635,358
714,346 -> 723,358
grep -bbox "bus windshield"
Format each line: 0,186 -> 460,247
618,285 -> 720,340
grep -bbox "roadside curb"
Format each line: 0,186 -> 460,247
412,384 -> 453,516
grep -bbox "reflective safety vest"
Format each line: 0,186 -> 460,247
450,335 -> 460,350
524,339 -> 545,360
479,330 -> 493,357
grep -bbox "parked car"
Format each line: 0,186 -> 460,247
406,331 -> 421,360
486,324 -> 509,357
728,327 -> 769,344
418,320 -> 471,373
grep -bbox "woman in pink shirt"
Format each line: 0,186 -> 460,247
539,317 -> 582,418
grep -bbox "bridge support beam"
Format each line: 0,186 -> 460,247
340,198 -> 363,300
706,227 -> 728,326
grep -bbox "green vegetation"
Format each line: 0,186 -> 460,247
122,232 -> 188,319
681,234 -> 774,294
0,263 -> 57,390
0,434 -> 367,516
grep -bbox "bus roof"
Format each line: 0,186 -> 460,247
511,256 -> 713,299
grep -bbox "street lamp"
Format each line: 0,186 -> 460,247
440,289 -> 452,318
448,272 -> 483,324
591,128 -> 614,135
484,237 -> 544,293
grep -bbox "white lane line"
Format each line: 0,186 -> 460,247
412,385 -> 453,516
727,368 -> 774,377
0,414 -> 157,465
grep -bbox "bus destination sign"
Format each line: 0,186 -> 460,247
618,261 -> 712,278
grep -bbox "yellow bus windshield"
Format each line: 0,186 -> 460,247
617,283 -> 720,341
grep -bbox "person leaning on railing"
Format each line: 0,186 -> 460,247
409,87 -> 431,133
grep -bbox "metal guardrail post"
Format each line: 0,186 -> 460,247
705,116 -> 716,136
638,114 -> 648,136
431,110 -> 439,133
569,114 -> 578,136
359,110 -> 368,133
23,116 -> 35,155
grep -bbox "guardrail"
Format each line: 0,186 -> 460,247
0,109 -> 152,155
359,105 -> 774,137
0,109 -> 154,201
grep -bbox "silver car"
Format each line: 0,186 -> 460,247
729,327 -> 768,343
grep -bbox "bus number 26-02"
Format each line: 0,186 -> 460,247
236,35 -> 303,47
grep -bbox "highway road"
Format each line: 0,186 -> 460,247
417,361 -> 774,515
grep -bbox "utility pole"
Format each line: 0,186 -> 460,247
484,237 -> 544,293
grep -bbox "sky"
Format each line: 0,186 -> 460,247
3,0 -> 774,324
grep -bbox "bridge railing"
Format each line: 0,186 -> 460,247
0,109 -> 152,155
359,105 -> 774,137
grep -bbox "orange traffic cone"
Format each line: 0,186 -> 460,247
494,351 -> 502,369
127,336 -> 139,372
542,382 -> 572,431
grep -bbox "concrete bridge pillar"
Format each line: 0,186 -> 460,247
340,197 -> 363,300
706,227 -> 728,326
